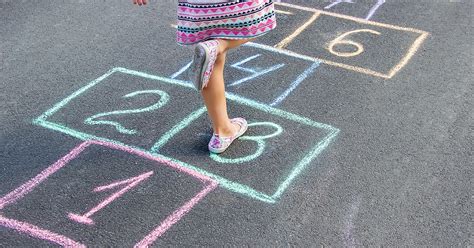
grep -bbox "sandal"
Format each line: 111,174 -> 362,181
191,39 -> 219,90
208,118 -> 248,154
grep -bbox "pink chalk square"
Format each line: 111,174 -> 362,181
0,140 -> 217,247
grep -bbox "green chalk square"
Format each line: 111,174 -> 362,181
152,93 -> 339,203
33,67 -> 205,151
33,67 -> 339,203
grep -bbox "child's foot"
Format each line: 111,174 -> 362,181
191,39 -> 219,91
208,118 -> 248,154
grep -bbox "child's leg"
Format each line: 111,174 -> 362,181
201,38 -> 252,136
218,39 -> 253,52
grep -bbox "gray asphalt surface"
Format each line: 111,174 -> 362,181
1,0 -> 472,247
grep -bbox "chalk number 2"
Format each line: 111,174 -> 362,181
84,90 -> 170,134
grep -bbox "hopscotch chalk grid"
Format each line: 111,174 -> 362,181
0,140 -> 218,247
2,2 -> 434,246
271,2 -> 429,79
32,67 -> 339,204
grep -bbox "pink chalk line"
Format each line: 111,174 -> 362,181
0,215 -> 86,247
68,171 -> 154,225
0,140 -> 218,247
91,140 -> 213,183
343,197 -> 362,248
0,142 -> 90,210
134,181 -> 217,248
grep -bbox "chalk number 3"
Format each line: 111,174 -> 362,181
84,90 -> 170,134
328,29 -> 381,57
210,122 -> 283,164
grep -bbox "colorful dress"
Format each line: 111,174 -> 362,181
177,0 -> 276,45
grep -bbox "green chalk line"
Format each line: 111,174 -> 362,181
150,107 -> 207,153
210,122 -> 283,164
32,67 -> 340,204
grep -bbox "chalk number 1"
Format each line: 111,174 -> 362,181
68,171 -> 154,225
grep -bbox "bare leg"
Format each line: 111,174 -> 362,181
201,38 -> 252,136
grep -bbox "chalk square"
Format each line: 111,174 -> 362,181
152,93 -> 340,203
224,45 -> 321,106
170,45 -> 321,106
0,140 -> 217,247
34,67 -> 204,151
33,68 -> 339,203
272,3 -> 429,78
254,3 -> 317,47
283,1 -> 386,19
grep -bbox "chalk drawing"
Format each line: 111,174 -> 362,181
169,21 -> 318,101
167,50 -> 317,105
270,62 -> 320,106
272,2 -> 429,79
134,183 -> 215,248
274,12 -> 320,49
68,171 -> 154,225
33,67 -> 339,203
0,142 -> 91,210
150,106 -> 208,153
169,54 -> 286,87
320,0 -> 385,20
365,0 -> 386,20
231,54 -> 261,73
210,122 -> 283,164
327,29 -> 381,57
84,90 -> 170,135
0,215 -> 86,247
273,2 -> 429,78
229,53 -> 319,104
343,196 -> 362,248
229,54 -> 285,87
0,140 -> 217,246
275,9 -> 293,15
170,61 -> 192,80
324,0 -> 354,10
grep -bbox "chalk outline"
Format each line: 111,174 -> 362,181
228,54 -> 285,87
32,67 -> 339,203
0,140 -> 217,247
169,24 -> 319,104
365,0 -> 386,20
274,2 -> 429,79
170,53 -> 319,105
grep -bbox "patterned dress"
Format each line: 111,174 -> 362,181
177,0 -> 276,45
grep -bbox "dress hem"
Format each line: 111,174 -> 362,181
177,24 -> 275,46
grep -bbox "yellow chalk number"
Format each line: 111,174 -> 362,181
328,29 -> 381,57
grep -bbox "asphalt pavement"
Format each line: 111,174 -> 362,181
0,0 -> 472,246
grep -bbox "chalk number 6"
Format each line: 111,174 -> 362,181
328,29 -> 381,57
210,122 -> 283,164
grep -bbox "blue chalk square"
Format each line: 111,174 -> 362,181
34,68 -> 203,150
152,93 -> 338,202
170,44 -> 321,106
34,67 -> 339,203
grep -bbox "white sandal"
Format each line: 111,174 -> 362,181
208,118 -> 248,154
